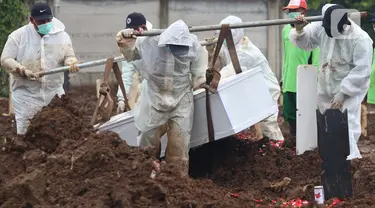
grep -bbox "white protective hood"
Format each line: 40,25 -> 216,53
219,15 -> 244,45
158,20 -> 193,47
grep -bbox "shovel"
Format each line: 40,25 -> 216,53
316,109 -> 352,199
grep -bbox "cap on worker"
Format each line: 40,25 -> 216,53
126,12 -> 147,29
31,2 -> 53,20
283,0 -> 308,11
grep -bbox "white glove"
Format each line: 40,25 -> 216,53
116,101 -> 125,114
116,29 -> 137,50
294,14 -> 308,33
23,69 -> 39,80
205,37 -> 216,54
68,61 -> 83,73
13,66 -> 38,80
331,91 -> 346,109
121,28 -> 136,38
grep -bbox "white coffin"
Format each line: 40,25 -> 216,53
96,66 -> 278,150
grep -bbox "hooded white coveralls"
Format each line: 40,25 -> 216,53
1,18 -> 78,135
289,4 -> 373,159
116,20 -> 207,171
117,21 -> 153,108
218,16 -> 284,141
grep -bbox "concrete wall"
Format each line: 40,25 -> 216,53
55,0 -> 278,86
168,0 -> 268,55
57,0 -> 161,86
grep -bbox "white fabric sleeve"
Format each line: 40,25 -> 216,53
340,39 -> 374,96
117,61 -> 136,102
116,30 -> 138,61
289,22 -> 321,52
191,44 -> 208,89
0,36 -> 22,74
63,35 -> 78,66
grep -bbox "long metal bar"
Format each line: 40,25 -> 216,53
138,12 -> 366,36
38,40 -> 217,76
138,16 -> 320,36
40,12 -> 366,76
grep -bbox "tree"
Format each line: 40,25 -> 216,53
0,0 -> 28,97
308,0 -> 375,11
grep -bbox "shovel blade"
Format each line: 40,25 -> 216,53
316,109 -> 352,199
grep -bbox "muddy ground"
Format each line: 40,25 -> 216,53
0,86 -> 375,207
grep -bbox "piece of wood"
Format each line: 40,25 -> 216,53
296,65 -> 318,155
96,79 -> 103,99
317,109 -> 353,199
361,104 -> 367,137
278,92 -> 283,107
8,74 -> 14,115
112,62 -> 130,111
254,123 -> 263,139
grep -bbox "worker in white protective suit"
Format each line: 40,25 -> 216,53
116,20 -> 208,176
290,4 -> 373,159
0,2 -> 80,135
117,12 -> 154,113
208,15 -> 284,141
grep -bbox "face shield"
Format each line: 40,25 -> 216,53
322,5 -> 350,38
166,44 -> 189,56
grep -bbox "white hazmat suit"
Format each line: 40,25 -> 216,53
217,16 -> 284,141
1,18 -> 78,135
290,4 -> 373,159
117,21 -> 153,110
116,20 -> 207,173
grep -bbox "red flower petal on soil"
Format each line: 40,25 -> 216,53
228,192 -> 238,198
331,198 -> 342,205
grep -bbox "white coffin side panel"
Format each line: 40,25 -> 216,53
191,67 -> 278,147
96,66 -> 278,152
296,65 -> 318,155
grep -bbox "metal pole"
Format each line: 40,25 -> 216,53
139,16 -> 321,36
38,40 -> 217,76
138,12 -> 367,36
40,12 -> 366,76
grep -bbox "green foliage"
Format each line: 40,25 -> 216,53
307,0 -> 375,11
0,0 -> 28,97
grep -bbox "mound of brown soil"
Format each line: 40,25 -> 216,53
1,94 -> 375,207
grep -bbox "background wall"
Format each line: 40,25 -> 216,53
37,0 -> 284,86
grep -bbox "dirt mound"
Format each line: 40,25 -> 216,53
190,137 -> 321,202
1,94 -> 375,207
24,95 -> 91,153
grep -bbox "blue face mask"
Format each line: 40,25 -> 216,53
288,12 -> 301,19
37,22 -> 53,35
